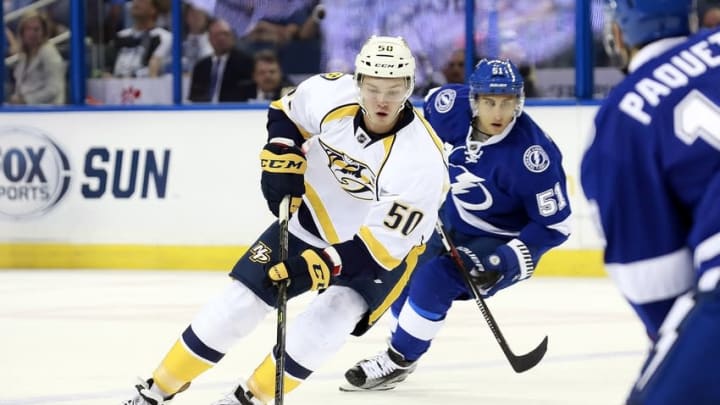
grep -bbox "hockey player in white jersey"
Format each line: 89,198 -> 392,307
581,1 -> 720,404
121,35 -> 448,405
340,58 -> 571,391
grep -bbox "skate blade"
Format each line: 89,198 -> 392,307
338,383 -> 397,392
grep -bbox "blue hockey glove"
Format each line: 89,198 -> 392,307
475,239 -> 536,297
267,248 -> 339,291
455,245 -> 501,289
260,141 -> 306,217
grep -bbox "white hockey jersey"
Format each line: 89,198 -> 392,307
270,73 -> 448,272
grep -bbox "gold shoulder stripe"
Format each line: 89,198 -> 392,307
358,225 -> 402,269
415,109 -> 445,154
321,104 -> 360,127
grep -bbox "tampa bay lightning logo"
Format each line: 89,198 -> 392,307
450,166 -> 493,211
523,145 -> 550,173
319,139 -> 376,200
434,89 -> 456,113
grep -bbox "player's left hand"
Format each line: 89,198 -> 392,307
267,249 -> 336,291
260,141 -> 306,217
476,239 -> 535,297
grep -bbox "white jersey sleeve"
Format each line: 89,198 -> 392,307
273,73 -> 358,137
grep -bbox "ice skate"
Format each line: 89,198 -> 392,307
340,346 -> 417,391
211,379 -> 264,405
121,378 -> 176,405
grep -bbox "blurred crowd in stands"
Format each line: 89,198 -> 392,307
3,0 -> 720,106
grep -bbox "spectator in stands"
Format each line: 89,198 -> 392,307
188,18 -> 253,103
518,63 -> 539,97
8,12 -> 65,105
182,4 -> 213,74
111,0 -> 172,77
701,5 -> 720,28
238,1 -> 323,75
414,48 -> 469,97
441,48 -> 466,84
4,26 -> 18,56
239,49 -> 294,102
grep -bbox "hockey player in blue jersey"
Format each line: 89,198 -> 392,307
341,58 -> 572,391
582,1 -> 720,404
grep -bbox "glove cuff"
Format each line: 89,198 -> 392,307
499,238 -> 535,280
322,246 -> 343,276
268,137 -> 296,147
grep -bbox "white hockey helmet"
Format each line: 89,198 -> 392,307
354,36 -> 416,103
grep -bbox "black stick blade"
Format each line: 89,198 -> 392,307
510,335 -> 548,373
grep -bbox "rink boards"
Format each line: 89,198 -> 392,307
0,106 -> 604,276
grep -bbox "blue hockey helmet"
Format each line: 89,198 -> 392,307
468,58 -> 525,117
604,0 -> 696,48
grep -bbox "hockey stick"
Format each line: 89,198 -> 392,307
274,195 -> 291,405
435,220 -> 548,373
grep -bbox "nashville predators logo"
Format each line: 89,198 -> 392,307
319,140 -> 376,200
248,242 -> 272,264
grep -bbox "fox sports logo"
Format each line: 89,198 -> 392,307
0,126 -> 71,219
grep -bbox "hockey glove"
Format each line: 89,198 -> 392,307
455,245 -> 501,289
260,141 -> 306,217
474,239 -> 536,297
267,248 -> 340,291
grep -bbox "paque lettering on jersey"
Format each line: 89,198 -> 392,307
620,31 -> 720,125
319,139 -> 376,200
0,126 -> 71,219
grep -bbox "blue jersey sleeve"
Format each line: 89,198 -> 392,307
423,84 -> 473,145
513,119 -> 572,260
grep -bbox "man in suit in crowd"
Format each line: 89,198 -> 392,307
188,18 -> 253,103
239,49 -> 294,102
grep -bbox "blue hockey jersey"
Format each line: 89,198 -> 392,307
581,29 -> 720,306
424,84 -> 572,262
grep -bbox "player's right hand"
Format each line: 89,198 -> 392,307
267,249 -> 334,291
454,245 -> 502,290
260,141 -> 306,217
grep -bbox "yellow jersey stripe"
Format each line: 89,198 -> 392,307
369,243 -> 426,324
358,225 -> 402,269
415,109 -> 446,155
304,184 -> 340,244
320,104 -> 360,127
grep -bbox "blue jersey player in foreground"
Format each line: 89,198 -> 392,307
341,58 -> 572,391
581,1 -> 720,404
